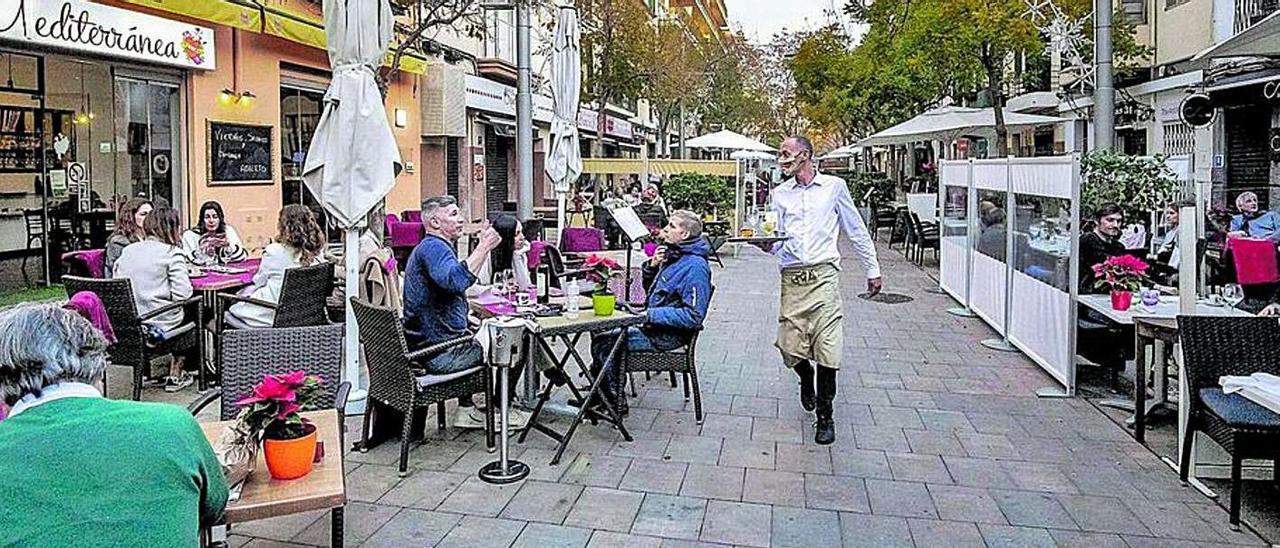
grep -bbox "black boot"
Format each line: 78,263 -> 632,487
794,360 -> 816,412
814,365 -> 837,445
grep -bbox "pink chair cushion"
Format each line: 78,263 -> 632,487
61,249 -> 106,278
561,227 -> 605,253
1228,237 -> 1280,285
402,210 -> 423,224
387,221 -> 424,248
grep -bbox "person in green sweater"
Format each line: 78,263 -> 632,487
0,304 -> 228,547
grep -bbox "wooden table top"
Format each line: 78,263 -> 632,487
200,409 -> 346,523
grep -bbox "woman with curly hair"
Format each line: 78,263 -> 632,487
225,205 -> 326,328
103,197 -> 152,277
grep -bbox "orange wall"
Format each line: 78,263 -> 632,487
102,1 -> 422,251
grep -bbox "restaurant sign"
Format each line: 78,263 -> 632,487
0,0 -> 216,70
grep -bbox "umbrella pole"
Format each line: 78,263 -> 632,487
344,227 -> 366,413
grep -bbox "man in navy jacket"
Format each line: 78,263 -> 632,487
589,210 -> 713,414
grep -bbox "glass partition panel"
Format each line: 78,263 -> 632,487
975,190 -> 1008,263
1011,194 -> 1072,292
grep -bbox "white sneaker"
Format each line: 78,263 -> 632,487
164,371 -> 194,393
504,408 -> 530,430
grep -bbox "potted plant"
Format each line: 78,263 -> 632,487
1092,255 -> 1150,311
234,371 -> 327,480
582,253 -> 621,316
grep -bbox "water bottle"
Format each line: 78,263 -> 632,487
565,279 -> 580,319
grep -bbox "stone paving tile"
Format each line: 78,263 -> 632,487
436,476 -> 523,517
886,452 -> 952,484
838,513 -> 913,548
359,509 -> 461,548
1120,497 -> 1229,543
343,463 -> 403,503
1002,461 -> 1079,494
435,515 -> 526,548
619,458 -> 688,495
586,531 -> 665,548
903,429 -> 966,456
942,455 -> 1020,490
750,417 -> 805,445
500,480 -> 583,524
851,425 -> 910,452
717,438 -> 775,470
631,494 -> 707,541
650,411 -> 704,436
865,479 -> 937,519
700,500 -> 771,547
990,489 -> 1078,530
563,486 -> 645,532
804,474 -> 870,513
1055,494 -> 1152,536
662,435 -> 723,465
869,405 -> 924,430
229,509 -> 328,542
560,453 -> 632,488
375,469 -> 469,509
696,413 -> 753,439
609,433 -> 672,460
511,523 -> 593,548
291,502 -> 397,546
731,395 -> 779,418
977,524 -> 1056,548
927,484 -> 1007,524
772,506 -> 841,547
830,446 -> 892,479
742,468 -> 806,507
678,464 -> 745,501
1046,529 -> 1129,548
906,518 -> 986,547
657,540 -> 731,548
774,442 -> 833,474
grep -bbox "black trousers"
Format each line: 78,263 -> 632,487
794,359 -> 837,418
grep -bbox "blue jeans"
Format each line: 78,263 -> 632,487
590,328 -> 664,409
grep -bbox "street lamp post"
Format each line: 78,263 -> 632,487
1093,0 -> 1114,152
483,0 -> 534,219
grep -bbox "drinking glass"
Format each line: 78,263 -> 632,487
1222,283 -> 1244,307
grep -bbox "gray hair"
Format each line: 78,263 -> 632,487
1236,191 -> 1258,210
670,210 -> 703,239
789,136 -> 814,156
421,195 -> 458,220
0,304 -> 108,405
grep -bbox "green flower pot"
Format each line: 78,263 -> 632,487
592,293 -> 616,316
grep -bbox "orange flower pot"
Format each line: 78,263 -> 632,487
263,423 -> 317,480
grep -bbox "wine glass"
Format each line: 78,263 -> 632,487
498,269 -> 515,298
1222,283 -> 1244,307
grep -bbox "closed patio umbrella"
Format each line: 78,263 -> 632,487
302,0 -> 403,409
546,5 -> 582,235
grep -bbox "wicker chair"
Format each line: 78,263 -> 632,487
907,212 -> 940,264
218,262 -> 335,328
350,298 -> 494,476
62,276 -> 201,401
1177,315 -> 1280,529
622,287 -> 715,425
187,324 -> 349,421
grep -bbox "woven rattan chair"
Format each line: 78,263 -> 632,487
63,276 -> 201,401
350,298 -> 494,476
218,262 -> 335,328
187,324 -> 349,421
1177,315 -> 1280,529
622,287 -> 714,424
908,212 -> 939,264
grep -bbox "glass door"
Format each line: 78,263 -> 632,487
115,77 -> 181,207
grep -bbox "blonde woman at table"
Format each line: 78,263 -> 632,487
113,207 -> 197,392
182,200 -> 248,265
0,305 -> 228,547
225,205 -> 325,329
103,197 -> 151,278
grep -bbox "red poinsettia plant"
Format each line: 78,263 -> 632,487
1092,254 -> 1150,293
235,371 -> 326,442
582,254 -> 621,295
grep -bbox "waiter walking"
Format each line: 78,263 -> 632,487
754,136 -> 883,445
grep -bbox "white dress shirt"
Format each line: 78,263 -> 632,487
8,382 -> 102,418
771,172 -> 881,279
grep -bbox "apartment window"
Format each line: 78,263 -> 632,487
1163,122 -> 1194,155
1121,0 -> 1147,24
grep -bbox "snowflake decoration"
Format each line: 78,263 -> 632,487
1024,0 -> 1095,93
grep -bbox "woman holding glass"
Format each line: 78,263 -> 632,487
181,201 -> 248,265
471,214 -> 534,296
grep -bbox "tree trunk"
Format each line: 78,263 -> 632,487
984,48 -> 1008,158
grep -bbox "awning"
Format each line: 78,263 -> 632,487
1205,69 -> 1280,93
856,105 -> 1064,147
120,0 -> 428,74
1193,11 -> 1280,61
582,158 -> 738,176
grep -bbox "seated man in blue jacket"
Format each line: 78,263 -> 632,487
588,209 -> 713,415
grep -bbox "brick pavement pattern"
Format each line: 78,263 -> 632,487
225,243 -> 1269,547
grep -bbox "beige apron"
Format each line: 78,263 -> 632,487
776,263 -> 843,370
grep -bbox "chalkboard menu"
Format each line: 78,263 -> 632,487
208,122 -> 273,184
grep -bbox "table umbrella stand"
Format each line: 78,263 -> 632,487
480,322 -> 530,485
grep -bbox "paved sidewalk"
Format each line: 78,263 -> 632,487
224,242 -> 1269,547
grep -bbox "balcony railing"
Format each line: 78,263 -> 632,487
1235,0 -> 1280,34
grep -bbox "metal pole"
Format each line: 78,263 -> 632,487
1093,0 -> 1114,152
516,1 -> 534,220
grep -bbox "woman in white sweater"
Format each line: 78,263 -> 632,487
225,205 -> 325,329
181,201 -> 248,265
112,206 -> 195,392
